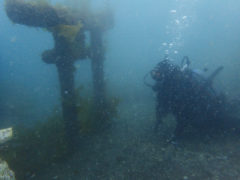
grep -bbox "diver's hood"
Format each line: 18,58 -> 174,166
151,60 -> 178,82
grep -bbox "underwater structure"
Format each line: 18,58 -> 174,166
5,0 -> 114,149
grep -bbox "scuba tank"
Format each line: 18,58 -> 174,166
144,56 -> 224,92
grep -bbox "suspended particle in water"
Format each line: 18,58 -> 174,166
9,61 -> 14,66
162,42 -> 167,46
182,16 -> 187,20
175,19 -> 180,24
169,43 -> 174,48
170,9 -> 177,13
174,50 -> 178,54
10,36 -> 17,43
75,64 -> 81,69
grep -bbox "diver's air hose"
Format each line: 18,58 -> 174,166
143,72 -> 154,88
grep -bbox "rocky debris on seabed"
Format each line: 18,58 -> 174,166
0,159 -> 15,180
0,128 -> 13,145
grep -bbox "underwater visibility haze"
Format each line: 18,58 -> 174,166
0,0 -> 240,179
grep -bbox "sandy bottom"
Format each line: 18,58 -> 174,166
34,102 -> 240,180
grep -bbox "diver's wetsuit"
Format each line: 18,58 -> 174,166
151,59 -> 228,140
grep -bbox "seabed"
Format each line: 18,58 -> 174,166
35,102 -> 240,180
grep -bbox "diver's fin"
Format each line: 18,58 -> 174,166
205,66 -> 224,86
181,56 -> 191,71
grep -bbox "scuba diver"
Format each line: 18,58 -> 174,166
144,56 -> 232,142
